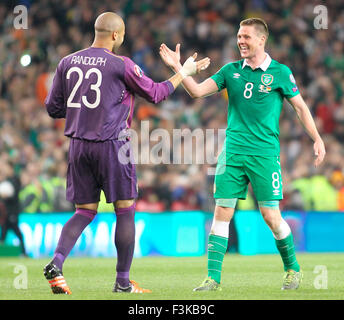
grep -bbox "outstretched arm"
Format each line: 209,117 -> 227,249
288,94 -> 326,167
160,43 -> 218,98
124,51 -> 210,104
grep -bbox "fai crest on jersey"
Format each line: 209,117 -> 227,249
261,74 -> 273,86
134,64 -> 143,78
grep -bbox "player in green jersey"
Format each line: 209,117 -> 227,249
160,17 -> 326,291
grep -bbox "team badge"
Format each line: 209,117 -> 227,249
261,74 -> 273,86
134,64 -> 143,78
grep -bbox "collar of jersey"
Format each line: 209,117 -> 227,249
242,53 -> 272,71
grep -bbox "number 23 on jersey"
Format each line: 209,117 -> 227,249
66,66 -> 102,109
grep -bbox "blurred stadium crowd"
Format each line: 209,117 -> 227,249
0,0 -> 344,215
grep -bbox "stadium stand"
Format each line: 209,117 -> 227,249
0,0 -> 343,213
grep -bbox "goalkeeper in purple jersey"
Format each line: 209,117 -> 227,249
43,11 -> 210,295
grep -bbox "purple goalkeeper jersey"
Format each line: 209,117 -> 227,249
45,47 -> 174,141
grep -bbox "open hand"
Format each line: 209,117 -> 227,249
159,43 -> 181,71
160,43 -> 210,75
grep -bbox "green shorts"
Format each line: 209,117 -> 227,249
214,153 -> 283,201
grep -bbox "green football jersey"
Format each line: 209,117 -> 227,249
211,54 -> 299,159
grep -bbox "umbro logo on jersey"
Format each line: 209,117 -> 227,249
233,73 -> 241,78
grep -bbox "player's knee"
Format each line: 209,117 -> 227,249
75,207 -> 97,220
114,199 -> 136,217
76,203 -> 99,212
114,199 -> 135,209
259,205 -> 281,230
214,205 -> 235,222
214,198 -> 237,221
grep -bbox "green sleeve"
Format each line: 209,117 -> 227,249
210,65 -> 228,92
279,64 -> 299,98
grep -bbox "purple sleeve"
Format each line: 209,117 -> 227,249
123,57 -> 174,104
45,60 -> 66,118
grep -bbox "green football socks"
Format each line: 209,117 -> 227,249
275,232 -> 300,272
207,234 -> 228,284
207,231 -> 299,284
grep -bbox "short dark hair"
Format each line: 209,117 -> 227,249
240,18 -> 269,39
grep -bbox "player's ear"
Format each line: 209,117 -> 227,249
112,31 -> 117,41
260,34 -> 266,46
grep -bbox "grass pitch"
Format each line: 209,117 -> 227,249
0,253 -> 343,300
